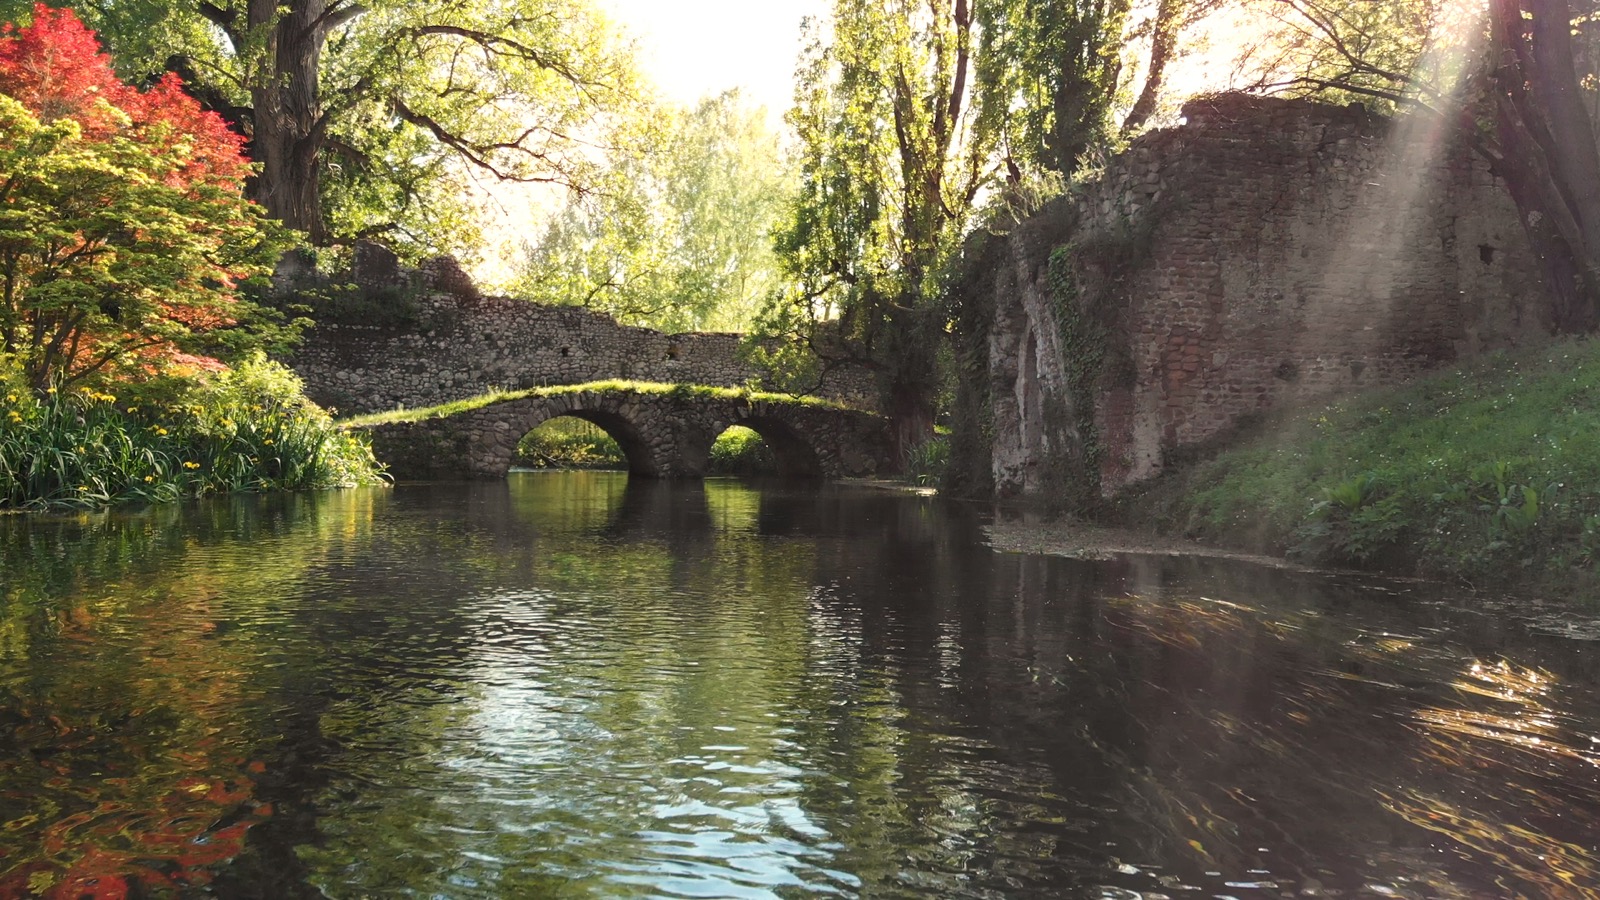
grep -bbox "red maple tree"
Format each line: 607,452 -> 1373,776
0,4 -> 289,391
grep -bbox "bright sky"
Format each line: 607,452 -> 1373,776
598,0 -> 829,114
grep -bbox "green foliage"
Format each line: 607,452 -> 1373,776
1046,244 -> 1108,511
0,0 -> 642,253
905,434 -> 950,487
519,91 -> 792,333
707,426 -> 778,476
258,248 -> 422,329
0,353 -> 385,509
0,88 -> 293,391
1232,0 -> 1478,112
975,0 -> 1133,175
760,0 -> 999,447
1136,338 -> 1600,587
516,418 -> 625,469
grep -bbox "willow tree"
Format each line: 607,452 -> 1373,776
0,0 -> 637,250
763,0 -> 1000,460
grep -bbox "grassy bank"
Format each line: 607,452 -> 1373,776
1121,339 -> 1600,591
2,355 -> 385,510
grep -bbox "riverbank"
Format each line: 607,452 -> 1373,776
1,355 -> 384,510
983,516 -> 1326,572
1105,337 -> 1600,595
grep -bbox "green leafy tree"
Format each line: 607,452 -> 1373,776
763,0 -> 998,460
0,0 -> 639,252
975,0 -> 1133,176
0,6 -> 291,392
519,91 -> 791,333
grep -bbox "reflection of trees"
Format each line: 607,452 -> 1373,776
6,479 -> 1600,897
0,490 -> 389,896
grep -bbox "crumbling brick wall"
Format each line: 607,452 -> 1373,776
982,93 -> 1547,502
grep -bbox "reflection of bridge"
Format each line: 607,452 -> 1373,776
355,384 -> 895,480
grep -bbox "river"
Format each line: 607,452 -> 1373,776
2,472 -> 1598,897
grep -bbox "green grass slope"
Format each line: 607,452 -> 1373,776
1123,339 -> 1600,591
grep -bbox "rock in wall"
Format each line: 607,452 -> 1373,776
970,93 -> 1548,503
283,246 -> 879,415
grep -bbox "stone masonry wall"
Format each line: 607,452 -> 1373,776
286,250 -> 878,415
983,93 -> 1549,501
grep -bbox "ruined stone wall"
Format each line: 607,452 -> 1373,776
980,93 -> 1549,502
285,250 -> 878,415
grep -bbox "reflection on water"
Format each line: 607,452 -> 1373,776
3,472 -> 1600,897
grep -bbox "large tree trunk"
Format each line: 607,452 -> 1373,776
1123,0 -> 1183,133
1489,0 -> 1600,332
247,0 -> 330,243
888,378 -> 936,470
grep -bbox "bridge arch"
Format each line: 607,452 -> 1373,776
354,384 -> 893,481
705,415 -> 825,479
519,408 -> 660,476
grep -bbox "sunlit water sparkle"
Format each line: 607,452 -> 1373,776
2,472 -> 1599,897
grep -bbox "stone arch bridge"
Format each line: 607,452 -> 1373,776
354,384 -> 894,480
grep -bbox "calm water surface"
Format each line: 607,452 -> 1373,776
2,473 -> 1600,898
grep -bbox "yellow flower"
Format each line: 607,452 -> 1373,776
5,393 -> 15,402
75,446 -> 85,454
154,427 -> 169,436
263,439 -> 274,445
77,485 -> 88,492
6,411 -> 20,422
182,461 -> 200,470
127,406 -> 139,413
46,386 -> 56,394
144,475 -> 154,483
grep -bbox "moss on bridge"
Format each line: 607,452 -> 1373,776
339,380 -> 862,428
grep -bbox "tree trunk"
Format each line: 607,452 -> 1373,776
1496,107 -> 1595,332
248,0 -> 330,243
888,378 -> 936,470
1489,0 -> 1600,332
1123,0 -> 1183,133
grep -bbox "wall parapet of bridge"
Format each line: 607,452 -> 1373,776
280,246 -> 879,416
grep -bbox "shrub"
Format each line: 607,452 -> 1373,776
707,426 -> 777,475
0,6 -> 295,392
515,418 -> 626,469
0,353 -> 385,509
908,434 -> 950,487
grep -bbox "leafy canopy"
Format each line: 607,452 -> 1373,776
0,5 -> 292,391
0,0 -> 641,255
762,1 -> 996,396
975,0 -> 1133,176
519,91 -> 792,333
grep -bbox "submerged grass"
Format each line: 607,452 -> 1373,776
341,380 -> 859,428
1124,338 -> 1600,591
